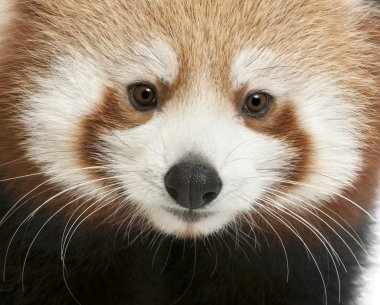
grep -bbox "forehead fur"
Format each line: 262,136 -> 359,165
13,1 -> 375,54
11,0 -> 378,86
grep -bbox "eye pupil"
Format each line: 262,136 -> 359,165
251,95 -> 262,107
141,89 -> 151,100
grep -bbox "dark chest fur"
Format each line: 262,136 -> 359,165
0,191 -> 369,305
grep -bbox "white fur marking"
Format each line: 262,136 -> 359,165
231,48 -> 363,205
22,52 -> 106,195
108,39 -> 178,86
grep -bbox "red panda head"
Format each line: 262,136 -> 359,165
0,0 -> 379,238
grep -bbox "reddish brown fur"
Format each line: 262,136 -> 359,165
0,0 -> 379,242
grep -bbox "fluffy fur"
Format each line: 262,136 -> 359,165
0,1 -> 379,304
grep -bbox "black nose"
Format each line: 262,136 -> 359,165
164,162 -> 222,210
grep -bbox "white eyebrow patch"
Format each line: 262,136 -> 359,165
111,39 -> 179,84
108,38 -> 179,86
230,47 -> 294,96
231,47 -> 272,88
131,39 -> 178,84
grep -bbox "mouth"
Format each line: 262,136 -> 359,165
164,207 -> 215,222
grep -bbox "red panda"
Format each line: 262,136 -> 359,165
0,1 -> 379,304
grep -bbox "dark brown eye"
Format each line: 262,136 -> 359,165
128,83 -> 158,111
243,91 -> 272,118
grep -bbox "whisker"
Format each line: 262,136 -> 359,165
160,238 -> 173,274
59,182 -> 124,255
262,195 -> 343,302
269,187 -> 367,260
22,181 -> 124,290
0,157 -> 28,168
253,212 -> 290,281
0,166 -> 111,226
151,235 -> 166,269
223,139 -> 253,162
0,165 -> 109,183
324,206 -> 366,247
61,185 -> 128,262
241,176 -> 374,220
279,179 -> 374,220
256,201 -> 329,304
168,240 -> 197,305
2,175 -> 123,283
60,191 -> 129,283
205,237 -> 219,277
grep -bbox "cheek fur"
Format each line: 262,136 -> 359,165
78,86 -> 153,179
244,100 -> 312,188
20,53 -> 106,195
231,48 -> 365,207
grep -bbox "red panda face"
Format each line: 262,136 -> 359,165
0,0 -> 379,238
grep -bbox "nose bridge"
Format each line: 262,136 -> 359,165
156,73 -> 240,184
157,96 -> 242,181
162,111 -> 218,165
163,82 -> 234,147
168,67 -> 233,116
